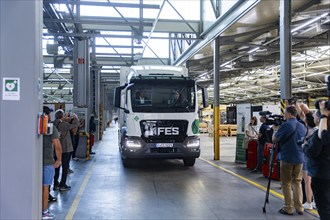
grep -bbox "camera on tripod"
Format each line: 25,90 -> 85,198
315,75 -> 330,110
259,111 -> 285,126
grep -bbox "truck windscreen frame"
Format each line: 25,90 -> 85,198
129,79 -> 196,113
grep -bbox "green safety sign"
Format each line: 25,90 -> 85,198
2,77 -> 20,100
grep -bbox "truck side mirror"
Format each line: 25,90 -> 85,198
114,87 -> 121,108
201,87 -> 209,108
197,86 -> 209,109
114,86 -> 130,113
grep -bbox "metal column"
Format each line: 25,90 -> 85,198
73,39 -> 90,108
0,1 -> 43,219
213,36 -> 220,160
280,0 -> 292,99
90,38 -> 100,140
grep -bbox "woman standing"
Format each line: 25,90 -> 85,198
244,116 -> 258,160
303,101 -> 330,219
302,112 -> 317,210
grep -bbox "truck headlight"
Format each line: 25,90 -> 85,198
125,140 -> 142,148
187,139 -> 200,148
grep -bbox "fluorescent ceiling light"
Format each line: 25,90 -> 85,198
220,61 -> 231,67
291,12 -> 328,33
248,47 -> 260,54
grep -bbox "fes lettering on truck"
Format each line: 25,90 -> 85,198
114,65 -> 208,167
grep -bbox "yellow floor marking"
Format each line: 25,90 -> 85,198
199,157 -> 319,216
65,160 -> 95,220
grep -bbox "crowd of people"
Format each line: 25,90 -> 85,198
244,100 -> 330,219
42,107 -> 96,220
42,101 -> 330,219
245,101 -> 330,220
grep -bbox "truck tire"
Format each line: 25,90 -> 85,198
183,158 -> 195,166
122,158 -> 130,167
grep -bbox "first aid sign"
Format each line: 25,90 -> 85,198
2,77 -> 20,100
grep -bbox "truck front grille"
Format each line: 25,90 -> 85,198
140,120 -> 188,143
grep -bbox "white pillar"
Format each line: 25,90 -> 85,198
0,1 -> 43,219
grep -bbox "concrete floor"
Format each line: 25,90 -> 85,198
49,122 -> 319,220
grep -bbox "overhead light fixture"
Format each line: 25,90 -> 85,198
291,12 -> 328,33
248,47 -> 260,54
220,61 -> 231,67
198,72 -> 209,78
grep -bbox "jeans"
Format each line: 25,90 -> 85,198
71,134 -> 79,158
311,177 -> 330,220
255,143 -> 265,171
54,152 -> 71,187
280,161 -> 303,213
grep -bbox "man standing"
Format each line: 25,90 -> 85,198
53,109 -> 78,191
42,106 -> 62,219
252,115 -> 269,172
273,106 -> 306,215
89,116 -> 96,154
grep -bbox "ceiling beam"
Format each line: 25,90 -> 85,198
173,0 -> 261,66
43,18 -> 154,27
43,0 -> 160,9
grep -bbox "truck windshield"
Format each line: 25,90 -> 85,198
130,80 -> 196,113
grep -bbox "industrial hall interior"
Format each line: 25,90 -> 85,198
0,0 -> 330,220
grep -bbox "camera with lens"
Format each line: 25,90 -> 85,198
287,97 -> 297,105
315,74 -> 330,110
259,111 -> 285,126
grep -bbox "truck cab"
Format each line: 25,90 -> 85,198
114,65 -> 208,166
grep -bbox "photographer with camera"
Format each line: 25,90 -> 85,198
303,101 -> 330,220
273,105 -> 306,215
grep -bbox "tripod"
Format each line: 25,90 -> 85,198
262,142 -> 279,213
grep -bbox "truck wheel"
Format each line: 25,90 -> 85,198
122,158 -> 130,167
183,158 -> 195,166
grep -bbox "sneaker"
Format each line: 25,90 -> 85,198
53,185 -> 59,191
72,157 -> 78,161
59,185 -> 71,191
303,202 -> 313,210
48,194 -> 57,202
296,210 -> 304,215
42,210 -> 55,220
312,202 -> 317,209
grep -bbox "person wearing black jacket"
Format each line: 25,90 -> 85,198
303,101 -> 330,220
89,116 -> 96,154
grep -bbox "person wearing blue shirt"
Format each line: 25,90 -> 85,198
273,106 -> 306,215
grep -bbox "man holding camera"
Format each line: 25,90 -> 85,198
273,105 -> 306,215
303,101 -> 330,220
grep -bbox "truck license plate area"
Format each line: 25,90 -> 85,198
156,143 -> 173,148
150,147 -> 177,153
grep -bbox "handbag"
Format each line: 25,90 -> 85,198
243,136 -> 250,149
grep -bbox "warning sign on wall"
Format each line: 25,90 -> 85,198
77,58 -> 85,64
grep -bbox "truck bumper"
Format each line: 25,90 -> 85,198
120,136 -> 200,159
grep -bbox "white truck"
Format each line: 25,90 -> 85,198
114,65 -> 208,166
